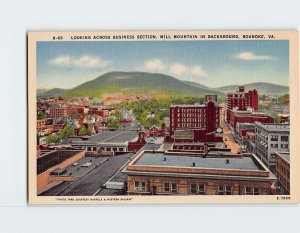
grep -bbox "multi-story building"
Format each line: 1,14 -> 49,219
123,150 -> 277,195
99,109 -> 110,118
169,101 -> 222,142
66,107 -> 84,115
275,152 -> 290,194
37,118 -> 46,132
205,94 -> 218,103
71,130 -> 139,153
226,86 -> 258,123
88,107 -> 110,117
255,122 -> 290,172
49,107 -> 67,119
88,107 -> 99,115
228,109 -> 274,129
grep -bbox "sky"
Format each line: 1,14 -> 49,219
36,40 -> 289,89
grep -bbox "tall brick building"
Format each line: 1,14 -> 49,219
169,101 -> 222,142
226,86 -> 258,123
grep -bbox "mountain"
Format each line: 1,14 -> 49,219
37,88 -> 49,96
213,82 -> 289,95
183,81 -> 211,90
63,71 -> 224,98
39,88 -> 67,97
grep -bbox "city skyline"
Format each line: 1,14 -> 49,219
37,40 -> 289,89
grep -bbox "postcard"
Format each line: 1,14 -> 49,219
28,31 -> 299,204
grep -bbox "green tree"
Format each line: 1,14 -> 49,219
79,126 -> 91,136
278,94 -> 289,105
273,113 -> 281,123
58,125 -> 73,140
46,134 -> 61,144
108,118 -> 122,129
112,109 -> 123,120
37,112 -> 46,119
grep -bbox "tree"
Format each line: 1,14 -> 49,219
37,112 -> 46,119
46,134 -> 60,144
111,109 -> 123,120
79,126 -> 91,136
108,118 -> 121,129
58,125 -> 73,140
273,113 -> 281,123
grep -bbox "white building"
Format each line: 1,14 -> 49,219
254,122 -> 290,172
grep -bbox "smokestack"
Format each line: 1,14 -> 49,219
239,86 -> 245,92
204,143 -> 208,156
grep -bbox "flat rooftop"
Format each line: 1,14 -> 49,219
39,153 -> 135,196
62,156 -> 110,177
37,150 -> 83,175
277,152 -> 290,163
256,122 -> 290,131
72,131 -> 138,144
135,152 -> 263,171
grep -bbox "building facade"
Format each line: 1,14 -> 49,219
124,150 -> 277,195
71,131 -> 139,153
275,152 -> 290,194
205,94 -> 218,103
226,86 -> 258,123
169,101 -> 222,142
228,109 -> 274,129
37,118 -> 46,132
255,122 -> 290,172
49,107 -> 67,119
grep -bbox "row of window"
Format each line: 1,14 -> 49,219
271,144 -> 288,149
177,117 -> 205,121
173,109 -> 207,113
177,123 -> 206,128
75,146 -> 125,152
277,163 -> 290,178
277,173 -> 290,191
272,135 -> 287,141
134,181 -> 260,195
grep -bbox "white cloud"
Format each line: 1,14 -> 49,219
191,65 -> 205,76
49,55 -> 110,68
234,51 -> 273,61
169,63 -> 205,77
170,63 -> 187,75
144,59 -> 164,71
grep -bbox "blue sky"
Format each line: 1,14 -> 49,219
37,40 -> 289,89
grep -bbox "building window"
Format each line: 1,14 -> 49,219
134,181 -> 139,191
245,187 -> 260,195
281,136 -> 288,142
163,183 -> 170,192
281,144 -> 288,149
218,185 -> 232,195
271,144 -> 278,148
190,184 -> 205,195
134,181 -> 146,191
163,182 -> 177,193
171,183 -> 177,193
190,184 -> 197,194
271,135 -> 278,141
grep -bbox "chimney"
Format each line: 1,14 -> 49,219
239,86 -> 245,92
204,143 -> 208,156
